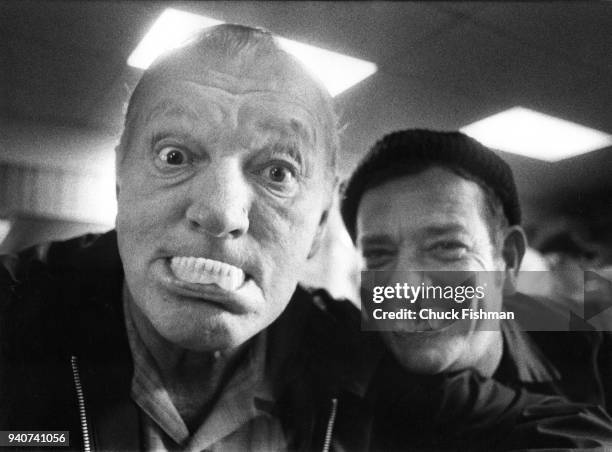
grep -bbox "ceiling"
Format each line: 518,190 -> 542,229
1,1 -> 611,232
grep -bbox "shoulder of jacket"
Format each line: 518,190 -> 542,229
1,231 -> 123,362
0,232 -> 107,284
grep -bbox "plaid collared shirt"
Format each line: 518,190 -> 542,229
124,295 -> 287,451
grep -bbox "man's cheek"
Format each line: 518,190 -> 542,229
250,202 -> 316,295
249,209 -> 297,283
252,199 -> 318,258
120,183 -> 186,228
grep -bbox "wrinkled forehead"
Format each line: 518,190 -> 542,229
138,80 -> 320,148
142,44 -> 327,118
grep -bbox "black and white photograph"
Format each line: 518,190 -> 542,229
1,1 -> 612,450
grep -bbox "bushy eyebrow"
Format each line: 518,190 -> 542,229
267,140 -> 303,167
256,116 -> 316,149
150,130 -> 200,149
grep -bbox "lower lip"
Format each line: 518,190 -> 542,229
392,321 -> 460,339
394,320 -> 455,335
153,258 -> 259,313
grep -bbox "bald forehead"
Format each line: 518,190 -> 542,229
144,42 -> 325,109
142,69 -> 322,118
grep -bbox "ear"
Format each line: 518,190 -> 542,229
501,225 -> 527,295
307,205 -> 331,259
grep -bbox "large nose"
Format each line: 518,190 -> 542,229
185,162 -> 250,239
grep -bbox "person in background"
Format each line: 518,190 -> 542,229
341,129 -> 612,424
538,230 -> 612,330
539,230 -> 600,302
2,27 -> 612,451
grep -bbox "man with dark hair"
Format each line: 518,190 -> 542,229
341,128 -> 612,418
2,26 -> 612,451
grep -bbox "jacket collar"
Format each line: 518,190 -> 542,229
497,318 -> 561,384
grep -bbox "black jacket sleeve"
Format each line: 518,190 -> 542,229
374,349 -> 612,450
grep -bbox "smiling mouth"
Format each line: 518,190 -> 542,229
396,317 -> 456,334
170,256 -> 246,292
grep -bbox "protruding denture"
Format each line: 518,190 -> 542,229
170,256 -> 245,291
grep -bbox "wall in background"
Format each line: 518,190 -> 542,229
0,161 -> 116,226
0,120 -> 117,226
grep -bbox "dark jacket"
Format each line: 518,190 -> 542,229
2,232 -> 612,451
498,295 -> 612,415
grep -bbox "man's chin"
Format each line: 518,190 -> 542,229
161,322 -> 256,352
145,306 -> 259,352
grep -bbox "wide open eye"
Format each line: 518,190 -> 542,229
157,146 -> 190,166
266,165 -> 293,183
257,162 -> 299,196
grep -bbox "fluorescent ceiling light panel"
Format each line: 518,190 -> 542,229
127,9 -> 222,69
274,37 -> 377,97
461,107 -> 612,161
127,8 -> 377,97
0,219 -> 11,244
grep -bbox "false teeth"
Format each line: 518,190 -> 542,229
170,256 -> 245,291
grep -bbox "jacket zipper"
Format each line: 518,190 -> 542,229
322,398 -> 338,452
71,355 -> 92,452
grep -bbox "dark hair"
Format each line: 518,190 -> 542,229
340,129 -> 520,244
118,24 -> 338,175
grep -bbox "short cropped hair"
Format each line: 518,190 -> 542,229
118,24 -> 339,175
341,129 -> 521,246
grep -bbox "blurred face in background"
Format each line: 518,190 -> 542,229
546,252 -> 591,301
116,45 -> 334,352
357,167 -> 511,375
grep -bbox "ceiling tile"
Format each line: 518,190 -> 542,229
1,1 -> 157,58
86,68 -> 142,132
385,20 -> 612,134
335,71 -> 486,173
5,38 -> 122,127
468,3 -> 612,74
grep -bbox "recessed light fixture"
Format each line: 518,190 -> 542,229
461,106 -> 612,161
127,8 -> 377,97
273,37 -> 377,97
0,219 -> 11,245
